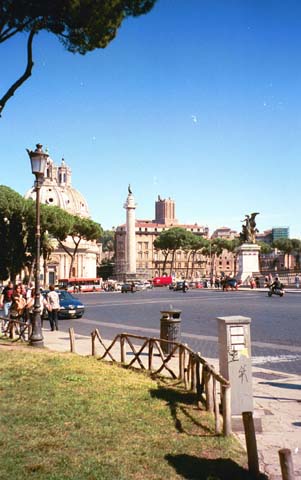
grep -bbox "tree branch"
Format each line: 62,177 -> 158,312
57,239 -> 73,258
0,21 -> 32,43
0,29 -> 35,117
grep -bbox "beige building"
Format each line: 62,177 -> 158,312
25,155 -> 101,285
115,195 -> 209,280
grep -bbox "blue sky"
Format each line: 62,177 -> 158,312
1,0 -> 300,237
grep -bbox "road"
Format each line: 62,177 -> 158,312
58,288 -> 301,375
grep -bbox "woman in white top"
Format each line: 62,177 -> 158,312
46,285 -> 60,331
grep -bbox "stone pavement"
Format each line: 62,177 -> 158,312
41,326 -> 301,480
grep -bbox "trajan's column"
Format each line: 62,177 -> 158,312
124,185 -> 137,276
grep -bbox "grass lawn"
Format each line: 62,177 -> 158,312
0,346 -> 256,479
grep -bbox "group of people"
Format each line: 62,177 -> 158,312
0,282 -> 60,333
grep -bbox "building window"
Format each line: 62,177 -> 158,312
145,228 -> 147,232
178,263 -> 181,268
144,242 -> 148,249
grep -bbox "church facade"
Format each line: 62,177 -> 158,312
25,154 -> 101,286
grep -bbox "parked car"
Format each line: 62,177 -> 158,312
173,281 -> 184,291
42,290 -> 85,319
121,283 -> 136,293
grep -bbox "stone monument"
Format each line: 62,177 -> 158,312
236,212 -> 261,284
124,185 -> 137,277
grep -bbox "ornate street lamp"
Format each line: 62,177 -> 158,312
26,143 -> 48,347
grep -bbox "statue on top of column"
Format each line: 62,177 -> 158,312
240,212 -> 259,244
128,184 -> 132,195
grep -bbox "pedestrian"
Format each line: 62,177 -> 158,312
25,288 -> 47,326
0,281 -> 14,320
26,282 -> 34,301
8,284 -> 27,338
130,282 -> 135,293
295,274 -> 300,289
46,285 -> 60,331
182,280 -> 188,293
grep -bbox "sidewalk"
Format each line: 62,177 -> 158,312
42,327 -> 301,480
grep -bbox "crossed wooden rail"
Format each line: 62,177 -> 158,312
91,328 -> 231,436
0,315 -> 32,342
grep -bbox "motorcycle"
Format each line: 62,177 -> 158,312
268,286 -> 285,297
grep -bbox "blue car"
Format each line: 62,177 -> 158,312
42,290 -> 85,319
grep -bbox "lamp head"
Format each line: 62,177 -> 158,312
27,143 -> 48,177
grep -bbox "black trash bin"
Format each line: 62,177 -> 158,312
160,309 -> 181,355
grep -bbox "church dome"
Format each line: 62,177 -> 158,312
24,156 -> 90,218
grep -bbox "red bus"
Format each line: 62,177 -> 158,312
152,275 -> 173,287
58,277 -> 102,293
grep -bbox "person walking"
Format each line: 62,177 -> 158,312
46,285 -> 60,331
9,284 -> 26,320
0,281 -> 14,320
182,280 -> 188,293
295,274 -> 300,289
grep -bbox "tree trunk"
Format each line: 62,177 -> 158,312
0,30 -> 36,116
186,251 -> 193,278
170,250 -> 176,275
43,257 -> 47,288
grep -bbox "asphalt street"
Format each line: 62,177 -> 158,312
58,288 -> 301,375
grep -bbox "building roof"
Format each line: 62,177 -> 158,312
25,156 -> 90,218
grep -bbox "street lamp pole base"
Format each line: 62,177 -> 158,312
29,336 -> 44,348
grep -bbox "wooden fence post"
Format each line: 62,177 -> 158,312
213,377 -> 221,434
190,355 -> 196,392
120,335 -> 126,363
195,355 -> 202,409
205,366 -> 214,413
179,345 -> 184,380
91,330 -> 96,356
242,411 -> 260,478
69,327 -> 75,353
222,384 -> 232,436
148,339 -> 154,371
279,448 -> 295,480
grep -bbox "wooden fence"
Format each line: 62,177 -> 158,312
0,315 -> 32,341
91,328 -> 231,436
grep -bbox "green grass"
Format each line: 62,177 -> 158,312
0,347 -> 256,479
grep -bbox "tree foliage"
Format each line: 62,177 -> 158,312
101,230 -> 115,253
154,228 -> 209,276
0,0 -> 157,114
0,185 -> 28,280
55,215 -> 103,277
0,185 -> 103,281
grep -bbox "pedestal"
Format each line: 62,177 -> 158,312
236,243 -> 261,285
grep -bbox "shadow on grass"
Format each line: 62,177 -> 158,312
165,454 -> 268,480
150,385 -> 213,436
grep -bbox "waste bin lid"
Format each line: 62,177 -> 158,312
160,310 -> 182,314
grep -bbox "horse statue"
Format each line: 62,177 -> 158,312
240,212 -> 259,243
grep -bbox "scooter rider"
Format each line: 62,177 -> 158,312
271,277 -> 282,293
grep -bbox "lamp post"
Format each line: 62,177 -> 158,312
26,143 -> 48,347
